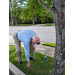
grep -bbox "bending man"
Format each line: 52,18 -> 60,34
13,30 -> 40,68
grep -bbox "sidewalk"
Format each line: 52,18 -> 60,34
9,35 -> 55,58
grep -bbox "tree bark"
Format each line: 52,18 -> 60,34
52,11 -> 65,75
37,0 -> 65,75
37,0 -> 54,12
14,2 -> 18,25
15,14 -> 18,25
47,14 -> 49,23
9,0 -> 13,25
32,16 -> 35,25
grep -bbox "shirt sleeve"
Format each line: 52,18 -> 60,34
23,43 -> 30,61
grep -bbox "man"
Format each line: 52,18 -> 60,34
13,30 -> 40,68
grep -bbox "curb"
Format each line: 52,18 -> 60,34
9,61 -> 26,75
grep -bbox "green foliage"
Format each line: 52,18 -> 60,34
42,43 -> 56,47
23,19 -> 32,24
26,0 -> 54,24
26,0 -> 42,19
35,19 -> 42,24
41,0 -> 52,7
9,0 -> 54,24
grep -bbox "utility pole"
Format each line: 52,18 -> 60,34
9,0 -> 13,25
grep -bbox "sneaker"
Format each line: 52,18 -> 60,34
30,57 -> 36,61
18,62 -> 22,66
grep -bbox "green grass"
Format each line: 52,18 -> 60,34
9,24 -> 33,26
9,23 -> 55,26
9,45 -> 65,75
44,23 -> 55,26
42,43 -> 56,47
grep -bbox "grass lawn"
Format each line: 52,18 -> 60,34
42,43 -> 56,47
9,45 -> 65,75
44,23 -> 55,26
9,23 -> 55,26
9,24 -> 33,26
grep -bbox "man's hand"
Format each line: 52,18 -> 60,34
27,61 -> 31,68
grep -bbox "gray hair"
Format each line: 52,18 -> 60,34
32,35 -> 37,42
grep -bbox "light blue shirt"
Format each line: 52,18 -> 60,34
17,30 -> 37,61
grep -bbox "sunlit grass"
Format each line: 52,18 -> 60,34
9,45 -> 65,75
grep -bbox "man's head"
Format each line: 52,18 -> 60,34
32,35 -> 40,44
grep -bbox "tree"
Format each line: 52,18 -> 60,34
26,0 -> 42,24
39,8 -> 54,23
37,0 -> 65,75
26,0 -> 54,24
10,0 -> 54,24
12,0 -> 19,25
9,9 -> 11,23
12,0 -> 25,25
9,0 -> 13,25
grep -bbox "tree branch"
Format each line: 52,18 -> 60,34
37,0 -> 55,13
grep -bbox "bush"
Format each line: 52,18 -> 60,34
18,19 -> 22,24
22,19 -> 32,24
13,17 -> 54,24
35,19 -> 42,24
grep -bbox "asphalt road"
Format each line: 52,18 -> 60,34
9,26 -> 56,43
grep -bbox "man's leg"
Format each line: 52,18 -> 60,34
13,32 -> 22,65
29,42 -> 36,61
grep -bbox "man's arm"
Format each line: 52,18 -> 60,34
23,44 -> 31,68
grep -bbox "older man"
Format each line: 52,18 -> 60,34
13,30 -> 40,68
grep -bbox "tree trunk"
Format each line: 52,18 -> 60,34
32,16 -> 35,25
16,19 -> 18,25
52,11 -> 65,75
47,14 -> 48,23
52,0 -> 65,74
37,0 -> 65,75
9,1 -> 13,25
14,13 -> 18,25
